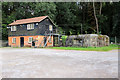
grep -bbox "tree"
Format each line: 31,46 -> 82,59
34,2 -> 57,21
56,2 -> 79,35
93,2 -> 99,34
1,2 -> 120,42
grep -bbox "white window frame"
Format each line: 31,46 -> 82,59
31,24 -> 34,29
27,24 -> 30,30
49,25 -> 53,31
12,38 -> 16,43
36,23 -> 38,25
28,37 -> 33,43
27,24 -> 34,30
11,26 -> 16,31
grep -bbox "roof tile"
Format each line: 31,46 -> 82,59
9,16 -> 48,26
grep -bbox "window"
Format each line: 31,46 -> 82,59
27,24 -> 34,30
36,23 -> 38,25
27,24 -> 30,30
28,37 -> 33,43
11,26 -> 16,31
49,25 -> 53,31
12,38 -> 16,43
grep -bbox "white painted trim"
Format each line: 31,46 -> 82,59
12,38 -> 16,43
28,37 -> 33,43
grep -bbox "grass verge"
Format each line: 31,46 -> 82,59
49,44 -> 119,51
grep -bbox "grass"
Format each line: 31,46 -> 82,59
49,44 -> 119,51
1,44 -> 119,51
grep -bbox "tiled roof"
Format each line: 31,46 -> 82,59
9,16 -> 48,26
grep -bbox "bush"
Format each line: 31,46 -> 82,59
61,35 -> 68,46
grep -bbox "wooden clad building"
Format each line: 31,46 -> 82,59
8,16 -> 60,47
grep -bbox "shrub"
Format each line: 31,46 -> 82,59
61,35 -> 68,46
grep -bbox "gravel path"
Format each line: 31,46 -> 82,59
0,48 -> 118,78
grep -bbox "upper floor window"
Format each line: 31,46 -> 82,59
49,25 -> 53,31
11,26 -> 16,31
36,23 -> 38,25
27,24 -> 34,30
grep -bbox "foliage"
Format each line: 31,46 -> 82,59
1,2 -> 120,41
61,35 -> 68,46
56,2 -> 79,35
34,2 -> 57,21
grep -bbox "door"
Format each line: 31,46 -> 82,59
53,36 -> 59,46
44,37 -> 47,46
20,37 -> 24,47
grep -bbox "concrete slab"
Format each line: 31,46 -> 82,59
0,48 -> 118,78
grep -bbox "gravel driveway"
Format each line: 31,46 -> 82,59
0,48 -> 118,78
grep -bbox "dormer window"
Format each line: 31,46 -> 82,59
27,24 -> 34,30
11,26 -> 16,31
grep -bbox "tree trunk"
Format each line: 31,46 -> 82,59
99,2 -> 102,33
99,2 -> 102,15
93,2 -> 99,34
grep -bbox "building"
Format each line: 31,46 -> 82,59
66,34 -> 109,47
8,16 -> 60,47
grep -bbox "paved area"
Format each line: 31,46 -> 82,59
0,48 -> 118,78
